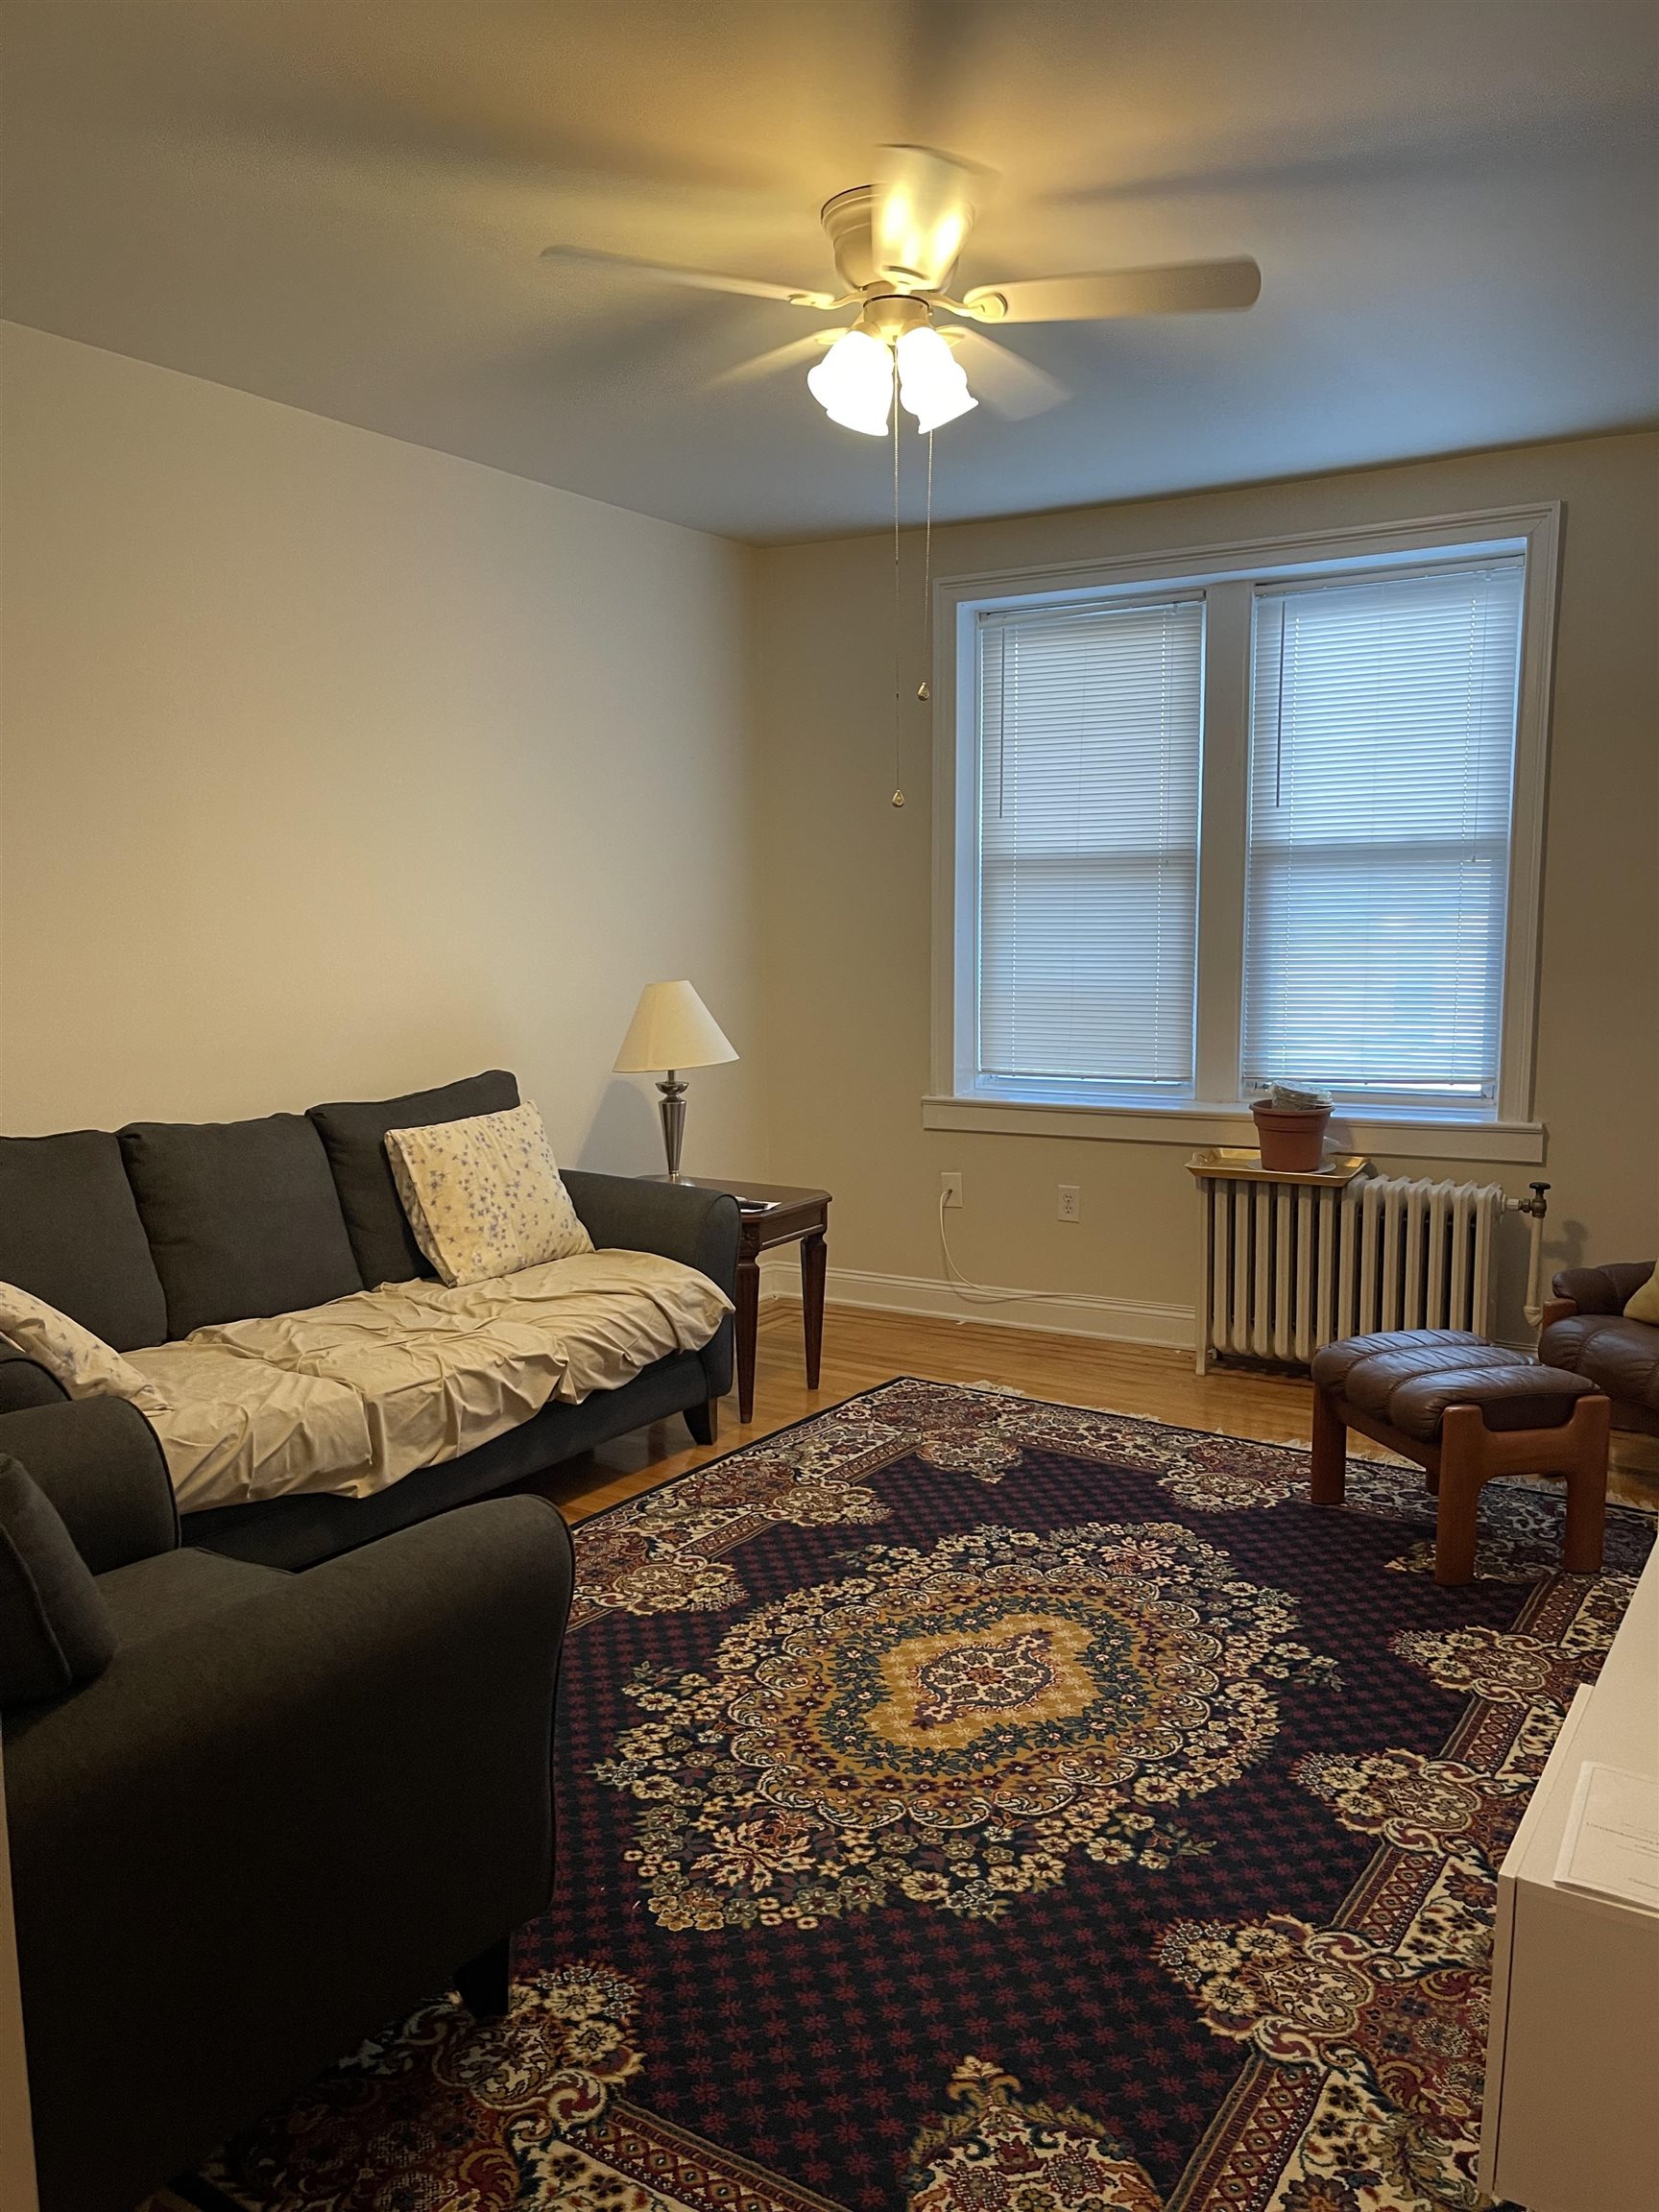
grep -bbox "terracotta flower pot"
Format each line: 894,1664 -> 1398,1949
1251,1101 -> 1333,1174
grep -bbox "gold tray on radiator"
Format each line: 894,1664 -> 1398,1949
1186,1147 -> 1372,1189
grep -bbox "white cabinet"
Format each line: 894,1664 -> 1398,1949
1480,1544 -> 1659,2211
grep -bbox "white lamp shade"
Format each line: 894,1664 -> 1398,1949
806,327 -> 894,437
613,980 -> 738,1073
896,325 -> 977,434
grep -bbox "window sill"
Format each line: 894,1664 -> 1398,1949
921,1094 -> 1546,1166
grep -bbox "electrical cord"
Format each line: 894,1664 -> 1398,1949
937,1189 -> 1094,1307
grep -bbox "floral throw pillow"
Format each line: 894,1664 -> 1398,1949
0,1280 -> 169,1410
384,1102 -> 593,1286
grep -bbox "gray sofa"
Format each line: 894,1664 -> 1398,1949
0,1069 -> 740,1568
2,1389 -> 575,2212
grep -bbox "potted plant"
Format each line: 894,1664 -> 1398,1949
1250,1083 -> 1333,1173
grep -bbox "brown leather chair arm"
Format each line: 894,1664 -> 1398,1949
1548,1262 -> 1657,1320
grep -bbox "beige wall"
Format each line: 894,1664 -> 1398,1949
749,432 -> 1659,1340
4,329 -> 1652,1344
0,323 -> 763,1176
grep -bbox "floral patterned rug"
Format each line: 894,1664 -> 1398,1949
180,1379 -> 1652,2212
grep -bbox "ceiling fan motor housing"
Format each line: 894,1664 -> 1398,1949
822,186 -> 881,291
823,184 -> 964,299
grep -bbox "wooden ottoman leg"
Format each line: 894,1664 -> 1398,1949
1561,1394 -> 1610,1575
1310,1384 -> 1349,1504
1435,1405 -> 1488,1586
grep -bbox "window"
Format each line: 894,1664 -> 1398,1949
978,597 -> 1203,1097
932,508 -> 1555,1159
1242,563 -> 1525,1111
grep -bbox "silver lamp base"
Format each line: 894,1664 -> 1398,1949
656,1073 -> 688,1180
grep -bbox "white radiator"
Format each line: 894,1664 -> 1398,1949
1193,1169 -> 1506,1373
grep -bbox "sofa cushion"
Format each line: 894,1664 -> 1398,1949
119,1117 -> 363,1338
0,1130 -> 168,1352
0,1454 -> 116,1708
1551,1262 -> 1658,1317
1313,1329 -> 1597,1439
307,1070 -> 519,1288
1539,1313 -> 1659,1413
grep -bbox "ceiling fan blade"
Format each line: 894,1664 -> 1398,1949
706,330 -> 848,390
962,258 -> 1262,323
939,328 -> 1069,420
541,244 -> 838,309
872,144 -> 991,292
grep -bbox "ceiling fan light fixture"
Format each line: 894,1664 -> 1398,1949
895,325 -> 977,433
806,327 -> 894,436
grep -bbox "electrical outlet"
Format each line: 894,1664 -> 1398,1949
1057,1184 -> 1081,1222
941,1170 -> 964,1210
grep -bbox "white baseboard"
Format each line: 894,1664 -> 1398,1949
757,1255 -> 1194,1349
755,1260 -> 1549,1366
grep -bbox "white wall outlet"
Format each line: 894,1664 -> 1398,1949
1057,1184 -> 1082,1222
941,1170 -> 964,1210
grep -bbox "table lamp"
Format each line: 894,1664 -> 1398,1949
613,980 -> 738,1180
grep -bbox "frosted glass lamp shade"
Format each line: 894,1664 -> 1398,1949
806,328 -> 894,437
896,325 -> 976,433
613,981 -> 738,1073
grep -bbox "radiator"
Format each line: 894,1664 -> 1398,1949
1193,1168 -> 1506,1373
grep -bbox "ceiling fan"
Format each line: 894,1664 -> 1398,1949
541,145 -> 1261,436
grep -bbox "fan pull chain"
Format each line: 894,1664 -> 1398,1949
918,430 -> 934,704
891,402 -> 904,808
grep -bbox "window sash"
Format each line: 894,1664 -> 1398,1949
1241,560 -> 1525,1107
974,596 -> 1204,1095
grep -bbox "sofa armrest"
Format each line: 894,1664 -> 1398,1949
1550,1262 -> 1656,1318
562,1173 -> 739,1406
0,1398 -> 178,1572
563,1170 -> 740,1295
0,1342 -> 69,1413
8,1494 -> 573,2211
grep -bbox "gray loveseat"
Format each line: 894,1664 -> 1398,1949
0,1069 -> 739,1568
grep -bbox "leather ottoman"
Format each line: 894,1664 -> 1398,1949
1310,1328 -> 1610,1585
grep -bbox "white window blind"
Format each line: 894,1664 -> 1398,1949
977,596 -> 1204,1092
1242,560 -> 1525,1107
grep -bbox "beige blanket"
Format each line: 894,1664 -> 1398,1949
128,1250 -> 732,1512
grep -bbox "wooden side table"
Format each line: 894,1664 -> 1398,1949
646,1176 -> 830,1425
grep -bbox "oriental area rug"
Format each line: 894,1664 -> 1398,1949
181,1378 -> 1652,2212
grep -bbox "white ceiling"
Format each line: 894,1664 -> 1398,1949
4,1 -> 1655,543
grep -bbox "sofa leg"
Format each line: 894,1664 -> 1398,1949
685,1395 -> 719,1448
456,1934 -> 512,2021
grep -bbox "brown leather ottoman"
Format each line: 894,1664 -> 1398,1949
1310,1328 -> 1609,1585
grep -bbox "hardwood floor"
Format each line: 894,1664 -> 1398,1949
525,1299 -> 1659,1524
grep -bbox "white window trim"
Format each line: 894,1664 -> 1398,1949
927,502 -> 1560,1166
